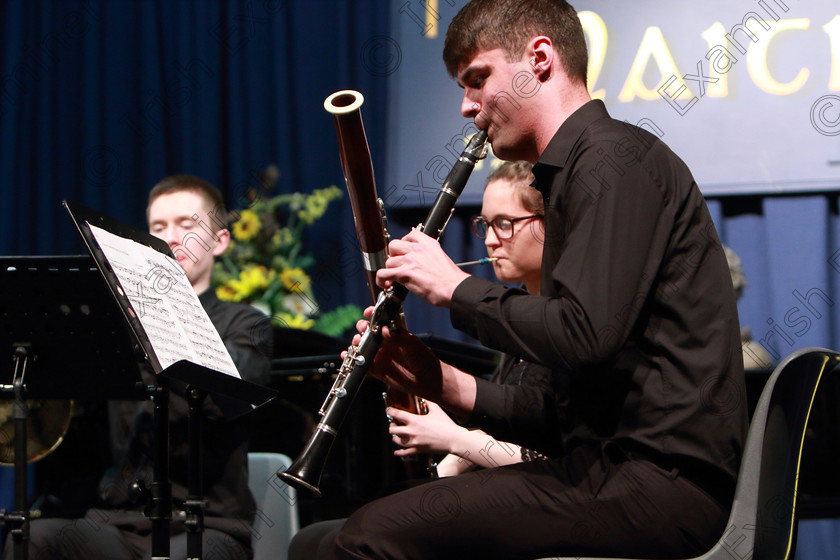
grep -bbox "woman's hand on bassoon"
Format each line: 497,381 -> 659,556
346,310 -> 445,402
387,401 -> 463,456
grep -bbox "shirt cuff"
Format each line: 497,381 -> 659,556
467,375 -> 506,426
450,275 -> 502,336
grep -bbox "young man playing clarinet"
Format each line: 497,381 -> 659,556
298,1 -> 747,558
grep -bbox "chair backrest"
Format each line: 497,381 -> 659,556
537,347 -> 840,560
248,452 -> 300,560
700,347 -> 840,560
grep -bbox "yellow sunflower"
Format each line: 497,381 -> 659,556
279,267 -> 311,293
225,265 -> 271,301
274,312 -> 315,330
232,209 -> 262,241
216,284 -> 239,302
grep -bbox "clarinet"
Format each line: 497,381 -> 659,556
280,129 -> 488,495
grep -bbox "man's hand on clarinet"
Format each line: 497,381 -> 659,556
376,230 -> 470,307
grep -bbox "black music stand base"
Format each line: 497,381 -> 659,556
184,386 -> 207,560
150,383 -> 171,560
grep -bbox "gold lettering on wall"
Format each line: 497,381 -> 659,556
701,22 -> 732,98
618,27 -> 692,102
825,15 -> 840,90
579,11 -> 607,100
426,0 -> 438,39
746,18 -> 810,95
419,8 -> 840,97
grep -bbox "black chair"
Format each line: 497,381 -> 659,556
538,347 -> 840,560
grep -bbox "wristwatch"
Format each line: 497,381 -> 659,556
427,462 -> 440,479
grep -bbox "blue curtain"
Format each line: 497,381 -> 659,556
0,0 -> 390,306
707,194 -> 840,366
0,0 -> 391,513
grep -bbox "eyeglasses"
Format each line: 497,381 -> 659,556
471,215 -> 540,240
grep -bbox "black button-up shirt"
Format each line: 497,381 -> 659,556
451,100 -> 747,484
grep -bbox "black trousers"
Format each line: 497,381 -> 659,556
292,442 -> 728,560
289,518 -> 347,560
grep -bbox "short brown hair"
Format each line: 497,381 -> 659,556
146,174 -> 226,222
443,0 -> 588,86
487,161 -> 543,216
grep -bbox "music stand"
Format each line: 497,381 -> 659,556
0,255 -> 146,560
61,200 -> 276,560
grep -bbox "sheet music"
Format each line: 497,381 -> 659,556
88,224 -> 241,379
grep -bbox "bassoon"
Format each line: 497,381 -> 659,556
279,90 -> 487,495
321,90 -> 426,438
321,90 -> 389,304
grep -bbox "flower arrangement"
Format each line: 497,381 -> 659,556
213,182 -> 362,337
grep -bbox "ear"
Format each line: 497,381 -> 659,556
212,228 -> 231,257
527,36 -> 554,81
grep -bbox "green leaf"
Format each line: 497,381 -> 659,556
311,304 -> 364,338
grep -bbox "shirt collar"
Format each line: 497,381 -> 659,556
532,99 -> 610,186
198,286 -> 218,308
